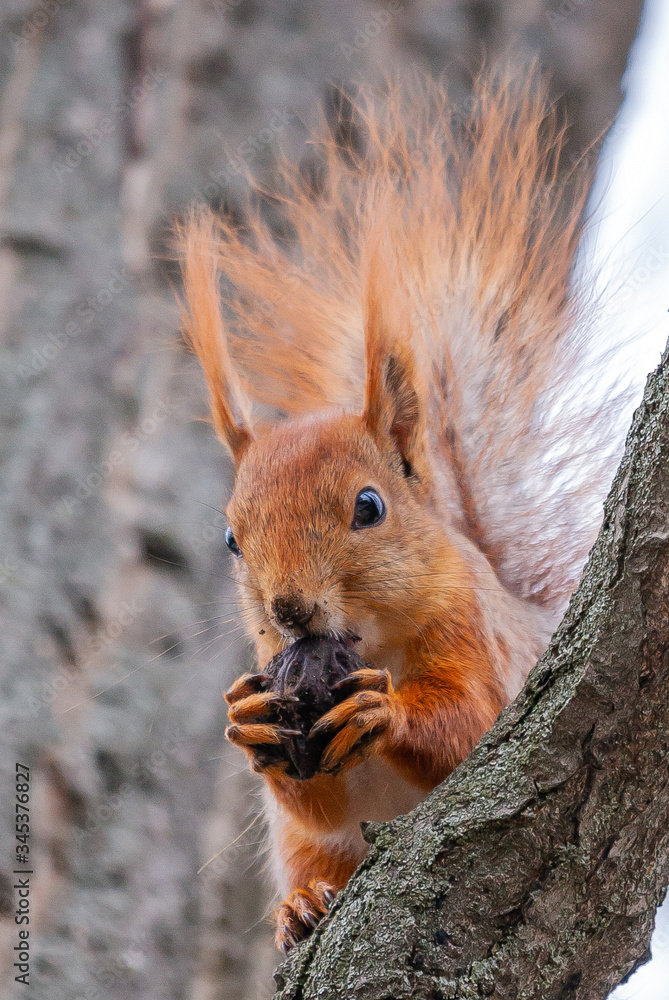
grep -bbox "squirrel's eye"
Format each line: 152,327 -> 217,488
225,526 -> 242,558
352,488 -> 386,530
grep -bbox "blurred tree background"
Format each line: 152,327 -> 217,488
0,1 -> 646,998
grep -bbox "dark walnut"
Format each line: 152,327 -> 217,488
263,636 -> 368,780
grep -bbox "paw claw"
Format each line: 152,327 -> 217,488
225,680 -> 304,775
332,667 -> 391,695
274,880 -> 337,952
311,688 -> 396,772
227,689 -> 283,725
225,722 -> 283,746
224,672 -> 270,705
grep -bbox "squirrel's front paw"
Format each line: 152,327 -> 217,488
309,668 -> 397,773
275,880 -> 336,953
224,672 -> 298,774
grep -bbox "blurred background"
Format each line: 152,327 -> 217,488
0,1 -> 667,999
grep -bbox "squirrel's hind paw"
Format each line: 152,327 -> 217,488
275,880 -> 336,953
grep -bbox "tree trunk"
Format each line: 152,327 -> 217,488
0,2 -> 647,1000
274,343 -> 669,999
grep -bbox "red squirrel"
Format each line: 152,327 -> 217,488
178,68 -> 618,953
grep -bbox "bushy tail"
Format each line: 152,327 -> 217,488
179,64 -> 623,614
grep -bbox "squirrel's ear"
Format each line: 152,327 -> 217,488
178,211 -> 253,465
362,244 -> 427,476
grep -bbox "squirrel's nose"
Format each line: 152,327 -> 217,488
271,596 -> 315,631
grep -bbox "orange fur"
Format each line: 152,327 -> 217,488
177,65 -> 621,952
177,211 -> 253,462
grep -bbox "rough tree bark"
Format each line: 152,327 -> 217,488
274,346 -> 669,999
0,2 -> 647,1000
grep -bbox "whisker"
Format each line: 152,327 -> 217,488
177,491 -> 233,512
342,590 -> 434,658
148,615 -> 243,648
197,810 -> 264,874
147,666 -> 202,736
56,645 -> 179,715
191,626 -> 246,662
345,582 -> 503,594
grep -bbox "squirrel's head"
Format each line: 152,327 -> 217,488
223,407 -> 457,660
215,325 -> 453,661
180,211 -> 466,662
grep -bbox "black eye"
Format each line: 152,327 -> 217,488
225,526 -> 242,558
352,488 -> 386,529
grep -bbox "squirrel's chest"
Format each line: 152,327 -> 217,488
342,757 -> 426,829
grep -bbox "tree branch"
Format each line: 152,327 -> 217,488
274,342 -> 669,1000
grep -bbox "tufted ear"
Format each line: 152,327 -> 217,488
362,240 -> 427,479
178,211 -> 253,465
